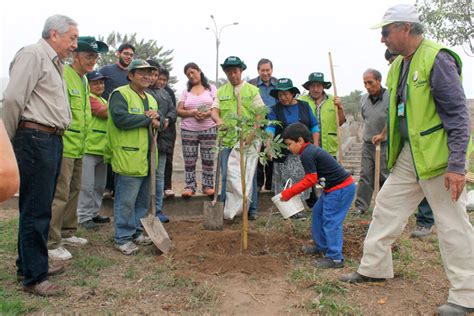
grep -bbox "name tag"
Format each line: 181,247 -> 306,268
70,89 -> 80,96
130,107 -> 141,113
219,96 -> 231,101
397,102 -> 405,117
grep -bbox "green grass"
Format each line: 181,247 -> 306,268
72,252 -> 114,277
0,218 -> 18,254
393,238 -> 418,280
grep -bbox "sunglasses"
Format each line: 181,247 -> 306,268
381,27 -> 391,38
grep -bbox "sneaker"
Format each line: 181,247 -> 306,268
103,189 -> 113,200
62,236 -> 88,247
437,303 -> 474,315
92,215 -> 110,224
133,234 -> 153,246
48,247 -> 72,261
115,241 -> 139,255
291,212 -> 307,221
302,245 -> 324,256
353,208 -> 366,215
156,212 -> 170,223
164,189 -> 175,198
315,257 -> 344,269
411,225 -> 432,238
80,219 -> 99,231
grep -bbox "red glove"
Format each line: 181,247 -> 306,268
281,173 -> 318,201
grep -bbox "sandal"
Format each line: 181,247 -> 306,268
23,280 -> 63,296
203,188 -> 215,196
181,189 -> 194,198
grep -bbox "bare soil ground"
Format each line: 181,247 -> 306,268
1,206 -> 473,315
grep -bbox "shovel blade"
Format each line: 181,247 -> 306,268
141,215 -> 172,253
202,201 -> 224,231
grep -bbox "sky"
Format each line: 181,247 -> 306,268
1,0 -> 473,98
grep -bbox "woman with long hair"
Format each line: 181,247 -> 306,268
177,63 -> 217,197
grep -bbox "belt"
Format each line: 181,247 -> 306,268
18,121 -> 65,136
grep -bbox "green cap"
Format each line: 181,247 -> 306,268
127,59 -> 158,72
76,36 -> 109,53
269,78 -> 300,98
220,56 -> 247,71
302,72 -> 332,90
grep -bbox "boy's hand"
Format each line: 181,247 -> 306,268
281,189 -> 292,201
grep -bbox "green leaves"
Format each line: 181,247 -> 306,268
217,105 -> 286,165
416,0 -> 473,56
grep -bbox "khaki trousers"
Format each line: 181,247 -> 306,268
358,144 -> 474,308
48,157 -> 83,249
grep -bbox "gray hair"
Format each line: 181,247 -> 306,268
392,22 -> 424,36
257,58 -> 273,70
363,68 -> 382,81
42,15 -> 78,39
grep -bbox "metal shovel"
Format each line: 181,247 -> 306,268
141,125 -> 172,253
203,143 -> 224,230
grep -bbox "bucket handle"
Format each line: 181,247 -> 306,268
284,179 -> 293,190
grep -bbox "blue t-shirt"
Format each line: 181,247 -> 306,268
100,63 -> 129,100
300,144 -> 349,189
266,102 -> 320,135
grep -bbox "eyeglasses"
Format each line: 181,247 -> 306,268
381,27 -> 391,38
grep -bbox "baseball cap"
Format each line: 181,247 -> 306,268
371,4 -> 420,29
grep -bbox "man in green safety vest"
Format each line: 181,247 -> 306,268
107,59 -> 161,256
339,5 -> 474,315
48,36 -> 108,261
299,72 -> 346,159
211,56 -> 265,221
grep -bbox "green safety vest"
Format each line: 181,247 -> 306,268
386,39 -> 470,179
106,85 -> 158,177
84,94 -> 108,156
63,64 -> 91,158
299,94 -> 338,156
217,82 -> 260,147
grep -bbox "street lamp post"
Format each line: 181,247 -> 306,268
206,15 -> 238,87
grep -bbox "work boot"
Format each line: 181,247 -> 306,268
339,272 -> 385,283
437,303 -> 474,315
23,280 -> 63,296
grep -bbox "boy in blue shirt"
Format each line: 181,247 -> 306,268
281,122 -> 355,269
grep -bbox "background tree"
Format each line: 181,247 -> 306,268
341,90 -> 363,122
209,77 -> 229,87
97,31 -> 177,86
416,0 -> 473,56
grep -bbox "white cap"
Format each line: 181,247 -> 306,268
371,4 -> 420,29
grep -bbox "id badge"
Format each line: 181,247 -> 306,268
397,102 -> 405,117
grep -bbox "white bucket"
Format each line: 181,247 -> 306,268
271,179 -> 305,219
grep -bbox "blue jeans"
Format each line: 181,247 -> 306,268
219,148 -> 258,215
415,198 -> 434,228
312,183 -> 356,260
155,153 -> 166,215
114,174 -> 150,245
13,129 -> 63,286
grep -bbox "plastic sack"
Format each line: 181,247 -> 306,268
467,191 -> 474,211
223,141 -> 260,220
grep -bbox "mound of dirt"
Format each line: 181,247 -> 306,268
163,219 -> 367,276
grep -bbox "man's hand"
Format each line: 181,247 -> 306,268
444,171 -> 465,202
334,96 -> 343,110
163,118 -> 169,130
151,118 -> 161,129
372,134 -> 384,144
145,110 -> 159,119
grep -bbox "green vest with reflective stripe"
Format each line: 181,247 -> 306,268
63,64 -> 91,158
107,85 -> 158,177
299,94 -> 338,156
85,94 -> 108,156
217,82 -> 260,147
386,39 -> 470,179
